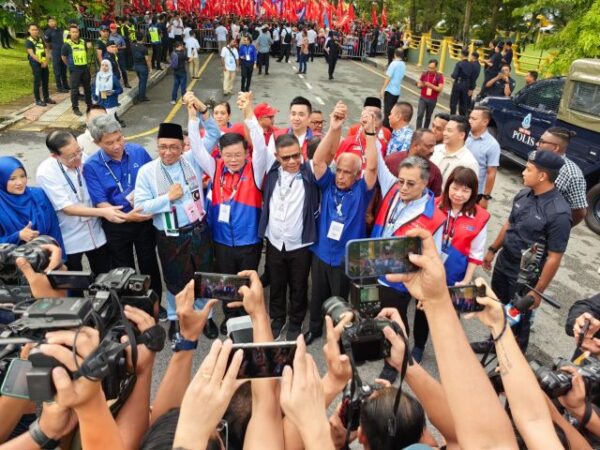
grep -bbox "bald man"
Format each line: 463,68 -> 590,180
305,112 -> 378,344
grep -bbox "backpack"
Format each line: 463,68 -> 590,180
284,29 -> 292,44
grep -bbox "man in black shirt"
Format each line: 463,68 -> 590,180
132,31 -> 151,103
480,41 -> 502,98
449,48 -> 473,115
95,24 -> 110,65
478,150 -> 572,351
468,51 -> 481,102
25,24 -> 56,107
43,17 -> 69,92
484,64 -> 515,98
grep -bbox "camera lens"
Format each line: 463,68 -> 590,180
323,296 -> 353,327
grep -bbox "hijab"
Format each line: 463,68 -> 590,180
95,59 -> 114,97
0,156 -> 49,239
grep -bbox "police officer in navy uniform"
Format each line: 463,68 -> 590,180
132,31 -> 151,103
43,17 -> 69,93
449,48 -> 473,116
61,24 -> 92,116
474,150 -> 572,352
26,23 -> 56,107
468,51 -> 481,104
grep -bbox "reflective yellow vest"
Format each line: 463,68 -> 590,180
66,38 -> 87,66
149,26 -> 160,43
27,36 -> 46,63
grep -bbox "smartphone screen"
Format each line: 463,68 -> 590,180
0,358 -> 31,400
448,285 -> 486,313
47,271 -> 95,290
345,237 -> 421,279
227,342 -> 297,379
194,272 -> 250,301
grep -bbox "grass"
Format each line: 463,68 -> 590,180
0,39 -> 56,107
517,45 -> 557,72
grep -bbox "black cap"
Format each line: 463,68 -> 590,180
528,150 -> 565,171
363,97 -> 381,109
99,24 -> 109,31
158,122 -> 184,140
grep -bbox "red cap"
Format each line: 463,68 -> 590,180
109,23 -> 117,29
254,103 -> 278,119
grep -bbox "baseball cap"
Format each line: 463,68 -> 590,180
528,150 -> 565,171
254,103 -> 278,119
99,24 -> 109,31
109,23 -> 117,29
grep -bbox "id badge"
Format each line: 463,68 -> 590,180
327,221 -> 344,241
218,203 -> 231,223
246,54 -> 251,61
274,203 -> 286,220
426,88 -> 432,96
184,202 -> 201,223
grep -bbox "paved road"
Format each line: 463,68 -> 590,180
0,52 -> 598,397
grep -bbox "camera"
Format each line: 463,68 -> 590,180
323,296 -> 400,364
349,282 -> 380,319
530,356 -> 600,400
0,236 -> 57,283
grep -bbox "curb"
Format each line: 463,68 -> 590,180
0,68 -> 169,133
363,57 -> 452,104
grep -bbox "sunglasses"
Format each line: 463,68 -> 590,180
280,152 -> 302,162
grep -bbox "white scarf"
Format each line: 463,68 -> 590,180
95,59 -> 113,97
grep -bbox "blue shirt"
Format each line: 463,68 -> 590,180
109,33 -> 126,49
387,125 -> 414,155
311,169 -> 374,266
238,44 -> 257,64
385,60 -> 406,96
465,130 -> 500,194
83,143 -> 152,212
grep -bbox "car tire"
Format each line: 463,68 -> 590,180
584,183 -> 600,235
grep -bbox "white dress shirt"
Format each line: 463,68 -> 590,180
431,143 -> 480,188
36,156 -> 107,255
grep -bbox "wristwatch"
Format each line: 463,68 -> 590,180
29,419 -> 60,449
487,246 -> 498,254
481,194 -> 493,200
171,333 -> 198,352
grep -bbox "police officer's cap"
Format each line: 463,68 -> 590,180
158,122 -> 184,140
99,25 -> 109,31
528,150 -> 564,171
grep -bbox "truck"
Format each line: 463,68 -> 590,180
480,58 -> 600,235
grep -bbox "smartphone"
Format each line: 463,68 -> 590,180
0,358 -> 31,400
47,271 -> 95,290
226,342 -> 297,379
194,272 -> 250,301
448,285 -> 487,313
345,237 -> 422,279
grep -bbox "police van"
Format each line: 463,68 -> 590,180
480,59 -> 600,235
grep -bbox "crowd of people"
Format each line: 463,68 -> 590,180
3,10 -> 598,450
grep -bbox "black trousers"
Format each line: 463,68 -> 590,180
383,91 -> 399,129
266,240 -> 312,330
151,43 -> 162,68
450,84 -> 470,116
240,62 -> 253,92
30,63 -> 49,102
69,68 -> 92,111
51,50 -> 69,90
416,97 -> 437,129
117,51 -> 129,85
308,254 -> 350,333
0,26 -> 10,48
102,220 -> 163,299
65,244 -> 111,275
278,43 -> 290,62
257,52 -> 269,74
308,43 -> 315,61
161,39 -> 170,62
214,241 -> 262,321
328,56 -> 338,79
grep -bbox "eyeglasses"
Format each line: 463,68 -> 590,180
61,147 -> 84,163
311,120 -> 324,126
280,152 -> 302,162
158,144 -> 183,152
537,138 -> 559,147
217,419 -> 228,449
397,178 -> 418,189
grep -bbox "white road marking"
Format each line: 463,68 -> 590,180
304,82 -> 313,89
314,96 -> 325,105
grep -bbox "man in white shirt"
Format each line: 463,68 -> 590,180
258,101 -> 347,340
306,25 -> 317,62
220,38 -> 239,96
430,115 -> 480,187
37,130 -> 127,273
171,14 -> 183,41
185,30 -> 200,79
231,22 -> 240,41
267,96 -> 314,159
215,22 -> 228,53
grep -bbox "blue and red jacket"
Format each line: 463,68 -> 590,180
372,186 -> 446,293
436,199 -> 490,286
207,158 -> 262,247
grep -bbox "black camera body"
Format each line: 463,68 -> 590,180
349,282 -> 380,319
323,296 -> 401,363
90,267 -> 150,296
0,236 -> 57,282
531,356 -> 600,400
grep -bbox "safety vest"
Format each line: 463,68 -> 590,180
149,26 -> 160,43
66,39 -> 87,66
27,37 -> 46,63
63,30 -> 69,40
208,159 -> 263,247
121,24 -> 136,42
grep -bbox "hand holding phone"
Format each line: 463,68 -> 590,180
226,342 -> 297,379
194,272 -> 250,301
448,284 -> 487,313
345,237 -> 422,279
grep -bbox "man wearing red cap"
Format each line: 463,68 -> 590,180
254,102 -> 279,146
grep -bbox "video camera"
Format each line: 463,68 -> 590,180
531,356 -> 600,401
0,236 -> 57,283
323,296 -> 400,364
0,265 -> 163,407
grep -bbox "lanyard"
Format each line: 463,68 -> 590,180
443,211 -> 458,250
219,164 -> 245,203
161,160 -> 190,188
57,161 -> 83,201
385,191 -> 404,227
100,152 -> 130,194
333,187 -> 351,218
277,170 -> 298,201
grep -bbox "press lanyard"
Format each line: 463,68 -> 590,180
219,164 -> 245,203
385,191 -> 404,227
57,161 -> 84,202
277,170 -> 298,201
333,187 -> 350,218
160,160 -> 189,189
100,151 -> 130,194
443,210 -> 459,250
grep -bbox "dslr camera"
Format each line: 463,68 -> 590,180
0,236 -> 57,284
323,296 -> 401,364
530,356 -> 600,400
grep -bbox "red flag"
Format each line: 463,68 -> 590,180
381,6 -> 387,27
154,0 -> 163,12
348,3 -> 354,21
371,3 -> 378,26
166,0 -> 175,10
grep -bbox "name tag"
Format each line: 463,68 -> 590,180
426,88 -> 432,96
184,202 -> 201,223
246,54 -> 251,61
327,221 -> 344,241
218,203 -> 231,223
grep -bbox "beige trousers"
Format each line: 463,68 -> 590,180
223,69 -> 236,94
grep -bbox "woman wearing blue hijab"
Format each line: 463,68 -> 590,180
0,156 -> 65,253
